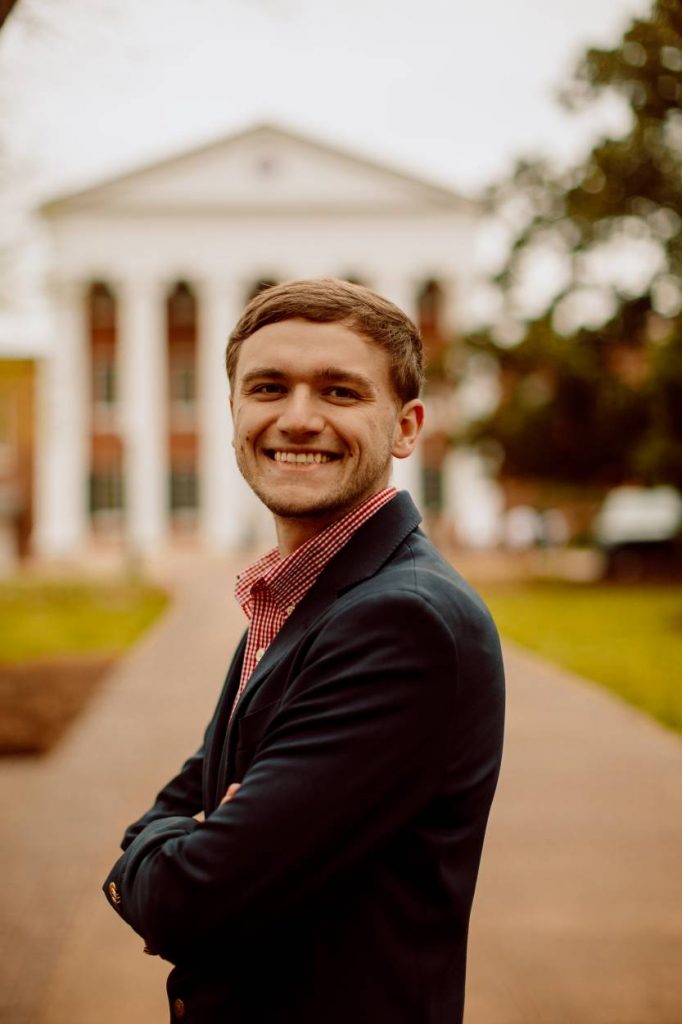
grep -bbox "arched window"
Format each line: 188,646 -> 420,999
87,281 -> 123,530
167,281 -> 196,333
89,281 -> 116,332
417,279 -> 444,337
166,282 -> 199,527
89,282 -> 117,408
167,282 -> 197,414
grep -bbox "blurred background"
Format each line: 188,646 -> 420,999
0,1 -> 680,1022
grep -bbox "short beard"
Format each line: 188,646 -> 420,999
236,446 -> 393,524
254,489 -> 357,521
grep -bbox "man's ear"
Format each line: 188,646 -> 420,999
391,399 -> 425,459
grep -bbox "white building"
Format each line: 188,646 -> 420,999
9,123 -> 490,561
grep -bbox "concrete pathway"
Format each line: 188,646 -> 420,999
1,557 -> 681,1023
467,644 -> 682,1024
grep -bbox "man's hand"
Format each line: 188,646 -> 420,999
221,783 -> 241,805
193,783 -> 239,821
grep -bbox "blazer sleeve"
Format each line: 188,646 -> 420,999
103,591 -> 463,961
119,745 -> 205,851
118,632 -> 248,850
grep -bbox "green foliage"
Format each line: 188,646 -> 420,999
481,580 -> 682,733
0,578 -> 169,663
468,0 -> 682,488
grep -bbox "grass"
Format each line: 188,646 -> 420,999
0,578 -> 169,663
478,581 -> 682,734
0,577 -> 170,753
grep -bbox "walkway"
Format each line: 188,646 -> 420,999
1,556 -> 680,1023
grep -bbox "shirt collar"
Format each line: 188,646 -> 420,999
235,486 -> 398,617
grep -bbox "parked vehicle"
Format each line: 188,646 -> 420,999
594,486 -> 682,580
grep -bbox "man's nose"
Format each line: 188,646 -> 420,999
277,387 -> 325,435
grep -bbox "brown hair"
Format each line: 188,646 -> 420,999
226,278 -> 424,403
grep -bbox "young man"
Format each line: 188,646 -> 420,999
104,279 -> 505,1024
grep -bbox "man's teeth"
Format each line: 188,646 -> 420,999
273,451 -> 333,464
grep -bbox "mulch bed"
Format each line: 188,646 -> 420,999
0,656 -> 116,755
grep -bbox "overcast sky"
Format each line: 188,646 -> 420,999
1,0 -> 651,206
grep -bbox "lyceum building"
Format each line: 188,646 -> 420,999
28,124 -> 478,560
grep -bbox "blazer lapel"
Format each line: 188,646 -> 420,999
207,631 -> 247,812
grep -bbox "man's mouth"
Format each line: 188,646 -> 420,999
266,449 -> 340,465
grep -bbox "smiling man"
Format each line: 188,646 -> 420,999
104,278 -> 505,1024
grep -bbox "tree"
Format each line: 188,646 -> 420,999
467,0 -> 682,490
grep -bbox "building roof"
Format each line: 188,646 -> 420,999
41,122 -> 473,217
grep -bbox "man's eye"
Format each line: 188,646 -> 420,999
252,383 -> 285,395
325,386 -> 359,400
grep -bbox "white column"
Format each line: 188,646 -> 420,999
118,278 -> 168,556
197,277 -> 256,550
33,278 -> 89,557
373,274 -> 423,508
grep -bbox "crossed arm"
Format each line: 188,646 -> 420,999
103,592 -> 460,964
119,746 -> 205,850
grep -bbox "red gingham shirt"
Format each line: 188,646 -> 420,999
232,486 -> 397,716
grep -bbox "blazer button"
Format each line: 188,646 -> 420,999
255,647 -> 265,661
108,881 -> 121,906
173,997 -> 186,1018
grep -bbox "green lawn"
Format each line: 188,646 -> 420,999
479,581 -> 682,733
0,578 -> 169,663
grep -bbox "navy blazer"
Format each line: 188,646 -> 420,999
104,492 -> 505,1023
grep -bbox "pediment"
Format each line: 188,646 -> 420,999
42,124 -> 467,216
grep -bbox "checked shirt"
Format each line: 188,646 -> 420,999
232,486 -> 397,716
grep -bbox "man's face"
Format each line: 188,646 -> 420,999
230,318 -> 422,524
